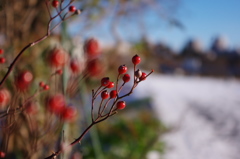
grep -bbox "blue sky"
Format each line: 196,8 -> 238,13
151,0 -> 240,51
70,0 -> 240,52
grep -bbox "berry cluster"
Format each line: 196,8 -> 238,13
0,1 -> 81,157
51,0 -> 77,13
0,1 -> 154,158
44,54 -> 153,159
89,54 -> 153,122
0,49 -> 5,64
47,94 -> 76,121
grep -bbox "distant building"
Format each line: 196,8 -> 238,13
179,39 -> 204,74
210,36 -> 229,54
180,39 -> 203,57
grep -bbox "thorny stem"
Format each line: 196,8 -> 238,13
93,85 -> 102,97
45,1 -> 52,18
100,99 -> 111,116
97,99 -> 104,117
0,89 -> 43,119
44,111 -> 116,159
117,82 -> 126,94
0,0 -> 76,87
91,90 -> 95,122
116,74 -> 120,97
94,87 -> 106,98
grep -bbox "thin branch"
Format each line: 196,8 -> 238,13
0,0 -> 78,87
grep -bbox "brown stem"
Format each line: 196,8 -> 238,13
44,122 -> 94,159
100,99 -> 110,116
0,0 -> 76,87
97,99 -> 104,117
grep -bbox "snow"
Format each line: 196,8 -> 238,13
134,74 -> 240,159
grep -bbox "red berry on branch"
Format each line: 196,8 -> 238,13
139,72 -> 147,81
61,106 -> 77,121
110,90 -> 117,99
0,88 -> 11,107
52,0 -> 59,7
69,6 -> 76,12
19,71 -> 33,83
0,57 -> 6,63
122,74 -> 130,83
43,84 -> 50,90
49,49 -> 68,68
56,69 -> 63,75
107,82 -> 114,88
132,54 -> 141,65
39,81 -> 45,87
118,65 -> 127,74
0,49 -> 4,54
86,59 -> 103,77
0,151 -> 5,158
101,90 -> 109,99
84,38 -> 100,57
116,101 -> 126,110
25,101 -> 38,114
70,59 -> 81,74
15,71 -> 33,91
101,77 -> 110,87
47,94 -> 66,114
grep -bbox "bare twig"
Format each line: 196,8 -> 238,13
0,0 -> 77,87
44,63 -> 153,159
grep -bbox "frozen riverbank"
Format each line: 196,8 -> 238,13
134,74 -> 240,159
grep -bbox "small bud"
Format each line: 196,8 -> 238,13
75,9 -> 81,15
134,69 -> 142,78
0,57 -> 6,63
39,81 -> 45,87
56,69 -> 63,75
43,84 -> 50,90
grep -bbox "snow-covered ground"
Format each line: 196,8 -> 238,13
134,74 -> 240,159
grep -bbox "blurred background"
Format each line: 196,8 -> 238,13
0,0 -> 240,159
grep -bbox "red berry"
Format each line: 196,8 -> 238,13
0,57 -> 5,63
56,69 -> 63,75
47,94 -> 66,114
39,81 -> 45,87
84,38 -> 100,57
101,77 -> 110,87
107,82 -> 114,88
52,0 -> 59,7
86,59 -> 103,77
49,49 -> 68,68
69,6 -> 76,12
61,106 -> 77,121
0,151 -> 5,158
0,49 -> 4,54
70,59 -> 81,74
116,101 -> 126,110
0,88 -> 11,107
43,84 -> 50,90
132,54 -> 141,65
101,90 -> 109,99
122,74 -> 130,83
110,90 -> 117,98
15,71 -> 33,91
139,72 -> 147,81
118,65 -> 127,74
25,101 -> 38,114
19,71 -> 33,83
